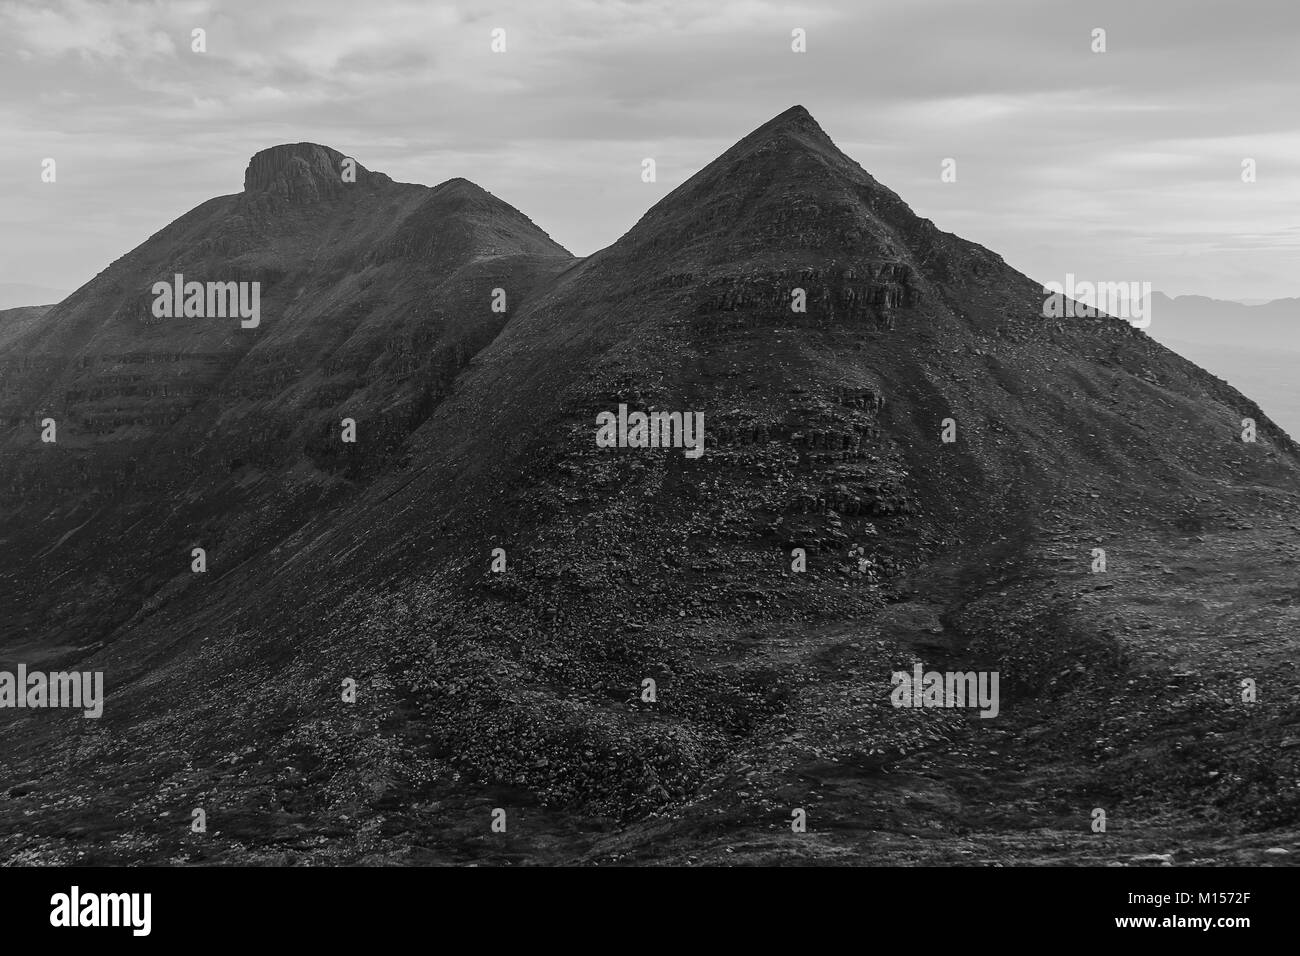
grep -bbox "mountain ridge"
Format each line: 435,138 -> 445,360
1,107 -> 1297,866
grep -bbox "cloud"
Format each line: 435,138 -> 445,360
1,0 -> 1297,300
0,0 -> 196,60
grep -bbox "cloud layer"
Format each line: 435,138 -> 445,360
3,0 -> 1297,300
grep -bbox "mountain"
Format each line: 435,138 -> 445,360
1143,292 -> 1300,437
0,303 -> 54,350
2,109 -> 1297,866
0,283 -> 69,311
0,142 -> 571,643
1146,292 -> 1299,349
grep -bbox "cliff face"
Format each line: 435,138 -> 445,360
243,142 -> 391,201
1,109 -> 1297,865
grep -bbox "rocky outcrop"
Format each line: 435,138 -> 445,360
243,143 -> 388,201
696,263 -> 918,327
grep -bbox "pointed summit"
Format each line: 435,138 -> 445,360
750,103 -> 817,130
733,104 -> 831,147
608,105 -> 912,269
716,105 -> 845,167
776,103 -> 812,119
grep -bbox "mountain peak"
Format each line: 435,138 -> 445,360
729,104 -> 837,156
429,177 -> 492,201
434,176 -> 480,190
244,142 -> 385,200
375,174 -> 571,263
755,103 -> 817,131
607,104 -> 909,267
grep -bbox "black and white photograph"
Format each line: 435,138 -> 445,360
0,0 -> 1294,938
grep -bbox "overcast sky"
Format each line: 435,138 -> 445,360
2,0 -> 1297,302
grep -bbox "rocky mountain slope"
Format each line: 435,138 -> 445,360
1,108 -> 1296,866
0,304 -> 53,351
0,143 -> 570,645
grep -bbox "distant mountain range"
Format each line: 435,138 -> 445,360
0,282 -> 69,310
1142,292 -> 1300,436
2,107 -> 1297,866
1145,292 -> 1299,349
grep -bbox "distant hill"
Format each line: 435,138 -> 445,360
1144,293 -> 1300,436
0,282 -> 68,310
1146,291 -> 1299,348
